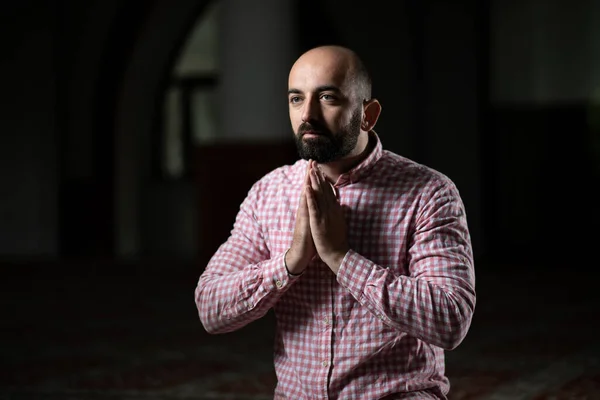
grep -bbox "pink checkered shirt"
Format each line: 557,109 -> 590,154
195,132 -> 476,399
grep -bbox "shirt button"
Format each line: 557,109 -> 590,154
322,361 -> 328,367
275,280 -> 283,288
323,317 -> 329,325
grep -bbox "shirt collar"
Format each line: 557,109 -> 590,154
333,130 -> 383,187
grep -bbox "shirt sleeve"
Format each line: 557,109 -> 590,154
336,179 -> 476,350
194,180 -> 300,334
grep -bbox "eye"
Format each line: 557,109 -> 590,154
289,96 -> 302,104
320,93 -> 341,103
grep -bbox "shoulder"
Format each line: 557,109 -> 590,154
377,150 -> 461,202
253,159 -> 306,189
377,151 -> 462,209
243,159 -> 306,205
377,150 -> 468,228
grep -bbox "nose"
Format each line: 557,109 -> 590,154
301,96 -> 320,123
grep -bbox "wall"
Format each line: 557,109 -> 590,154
5,0 -> 596,264
0,3 -> 58,256
489,0 -> 600,262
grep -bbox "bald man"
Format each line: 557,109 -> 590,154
195,45 -> 476,400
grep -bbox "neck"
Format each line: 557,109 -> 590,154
318,131 -> 373,182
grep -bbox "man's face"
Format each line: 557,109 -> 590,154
293,106 -> 362,163
288,56 -> 363,163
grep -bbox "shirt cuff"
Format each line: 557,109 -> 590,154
336,249 -> 373,298
261,250 -> 300,292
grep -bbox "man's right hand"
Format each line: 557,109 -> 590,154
285,163 -> 316,275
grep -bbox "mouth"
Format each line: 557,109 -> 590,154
302,130 -> 325,138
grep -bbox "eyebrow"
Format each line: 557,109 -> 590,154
287,85 -> 342,95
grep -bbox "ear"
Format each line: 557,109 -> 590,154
361,99 -> 382,131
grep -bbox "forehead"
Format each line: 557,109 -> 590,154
288,55 -> 351,93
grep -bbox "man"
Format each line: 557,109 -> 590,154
195,45 -> 476,399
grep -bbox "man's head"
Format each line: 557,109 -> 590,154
287,45 -> 381,163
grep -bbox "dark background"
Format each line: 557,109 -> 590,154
1,0 -> 599,398
1,0 -> 599,266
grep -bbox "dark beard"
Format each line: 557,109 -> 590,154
294,109 -> 362,163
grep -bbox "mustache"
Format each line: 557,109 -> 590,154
298,122 -> 331,136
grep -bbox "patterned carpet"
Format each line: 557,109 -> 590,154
1,261 -> 598,399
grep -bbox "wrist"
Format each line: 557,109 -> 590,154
284,248 -> 308,276
323,248 -> 349,275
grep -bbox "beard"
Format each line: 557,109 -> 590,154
294,108 -> 362,163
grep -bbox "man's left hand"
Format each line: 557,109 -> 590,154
306,160 -> 349,274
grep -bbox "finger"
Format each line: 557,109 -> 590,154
298,182 -> 309,217
315,166 -> 336,207
309,167 -> 321,193
298,166 -> 308,200
304,162 -> 312,186
314,166 -> 329,192
305,185 -> 319,218
328,183 -> 339,203
313,167 -> 332,214
297,162 -> 312,219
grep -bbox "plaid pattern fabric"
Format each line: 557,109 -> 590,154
195,132 -> 476,399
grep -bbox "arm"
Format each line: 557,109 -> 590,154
194,181 -> 299,334
337,180 -> 476,350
